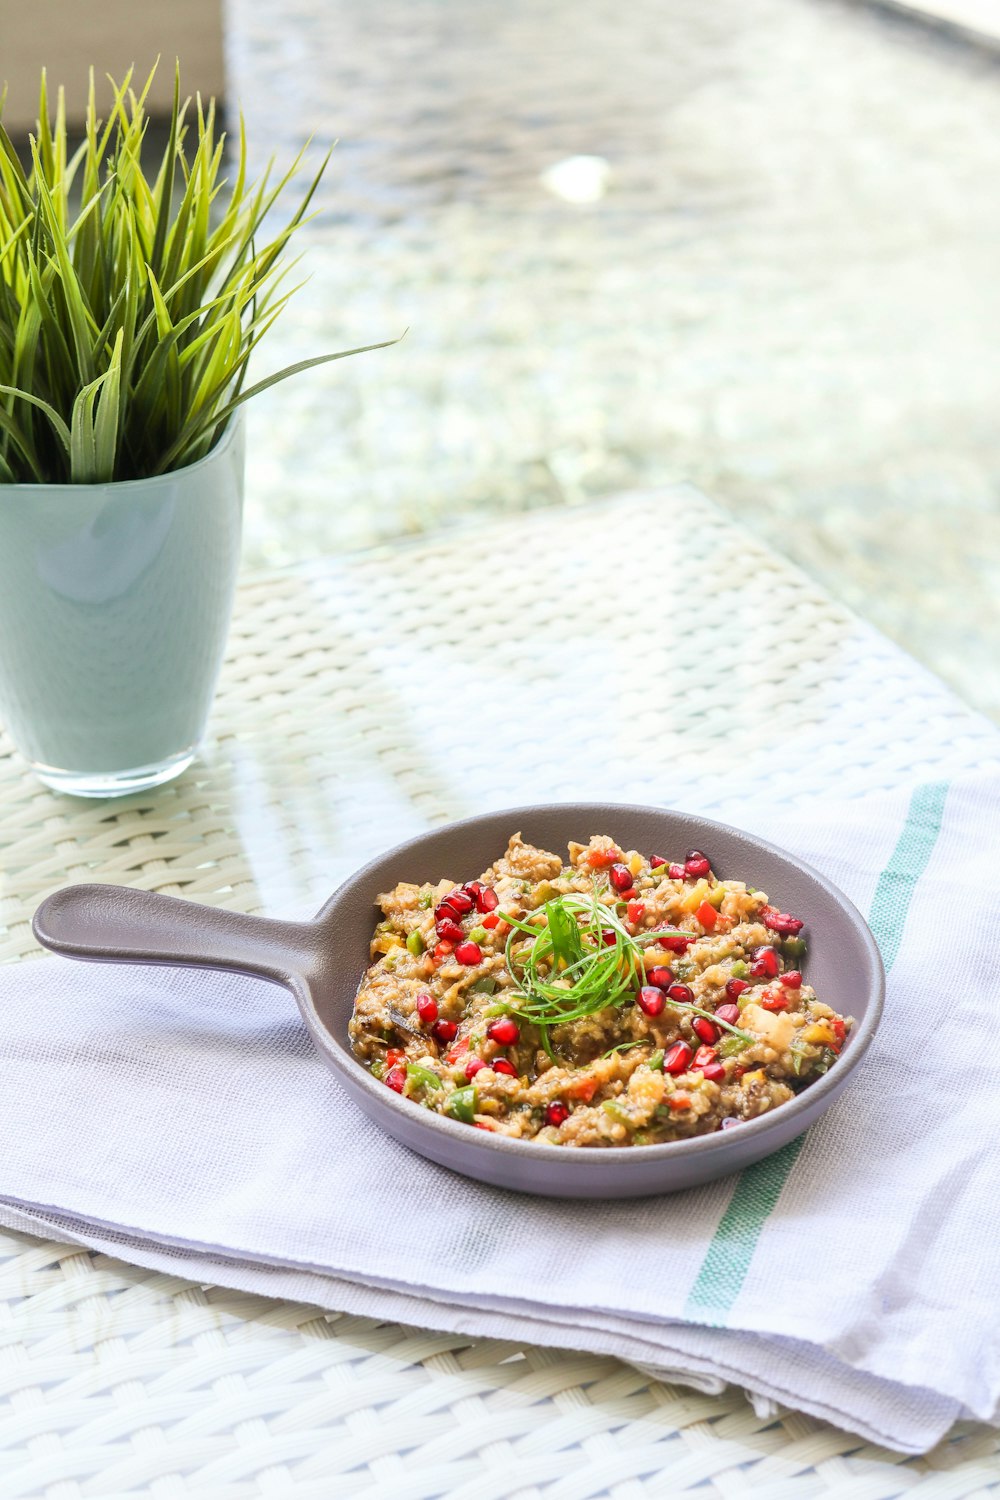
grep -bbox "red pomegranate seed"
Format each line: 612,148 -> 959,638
649,855 -> 667,868
545,1102 -> 570,1128
487,1017 -> 519,1045
750,945 -> 780,979
646,965 -> 674,989
692,1044 -> 718,1069
416,993 -> 438,1024
491,1058 -> 517,1076
609,863 -> 634,892
760,990 -> 788,1012
482,912 -> 500,929
667,983 -> 694,1005
435,915 -> 464,944
627,900 -> 645,926
638,986 -> 666,1016
726,977 -> 751,1001
431,1019 -> 458,1045
780,970 -> 802,989
701,1061 -> 726,1083
715,1003 -> 741,1026
446,889 -> 475,916
668,863 -> 685,880
435,901 -> 460,925
465,1056 -> 486,1080
663,1041 -> 693,1074
464,880 -> 484,898
660,933 -> 693,953
479,886 -> 499,912
692,1017 -> 718,1045
385,1066 -> 407,1093
761,905 -> 804,935
454,940 -> 483,965
684,851 -> 711,878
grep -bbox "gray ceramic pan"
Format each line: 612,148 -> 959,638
32,804 -> 884,1198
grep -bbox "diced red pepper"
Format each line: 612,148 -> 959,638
692,1044 -> 719,1069
832,1017 -> 846,1050
660,933 -> 694,953
668,1094 -> 691,1111
696,900 -> 718,932
433,940 -> 455,963
627,900 -> 646,926
445,1036 -> 470,1062
587,846 -> 622,868
386,1048 -> 406,1068
760,990 -> 789,1012
700,1061 -> 726,1083
567,1074 -> 600,1102
482,912 -> 500,929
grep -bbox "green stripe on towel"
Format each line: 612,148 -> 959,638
683,781 -> 950,1321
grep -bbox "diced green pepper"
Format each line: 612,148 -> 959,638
406,929 -> 426,957
418,891 -> 434,909
469,975 -> 498,995
445,1086 -> 478,1123
406,1062 -> 442,1094
468,925 -> 489,944
370,1058 -> 386,1080
648,1049 -> 665,1072
730,959 -> 749,978
783,936 -> 807,958
705,884 -> 727,909
601,1099 -> 632,1125
719,1034 -> 751,1057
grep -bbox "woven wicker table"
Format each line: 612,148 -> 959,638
1,488 -> 998,1497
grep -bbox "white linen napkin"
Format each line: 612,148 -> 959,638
1,776 -> 998,1456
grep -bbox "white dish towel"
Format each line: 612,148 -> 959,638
0,776 -> 997,1456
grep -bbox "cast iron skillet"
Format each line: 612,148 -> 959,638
31,803 -> 884,1198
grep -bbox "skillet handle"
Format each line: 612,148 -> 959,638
32,883 -> 319,989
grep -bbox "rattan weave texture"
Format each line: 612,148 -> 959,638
0,489 -> 997,1496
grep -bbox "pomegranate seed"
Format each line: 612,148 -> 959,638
609,862 -> 634,892
761,905 -> 804,935
726,977 -> 751,1001
715,1003 -> 741,1026
602,929 -> 617,947
750,946 -> 780,979
701,1061 -> 726,1083
780,970 -> 802,989
627,900 -> 645,925
545,1102 -> 570,1128
692,1017 -> 718,1045
668,863 -> 685,879
446,890 -> 475,916
479,886 -> 500,912
647,965 -> 674,989
684,851 -> 711,878
435,915 -> 464,944
416,993 -> 438,1024
465,1056 -> 487,1080
454,940 -> 483,965
482,912 -> 500,929
649,855 -> 667,868
491,1058 -> 517,1077
663,1041 -> 693,1074
692,1045 -> 718,1069
435,901 -> 460,925
487,1016 -> 519,1045
385,1066 -> 407,1093
464,880 -> 484,898
760,990 -> 788,1012
638,986 -> 666,1016
660,933 -> 693,953
667,983 -> 694,1005
431,1019 -> 458,1045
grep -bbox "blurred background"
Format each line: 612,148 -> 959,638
3,0 -> 999,718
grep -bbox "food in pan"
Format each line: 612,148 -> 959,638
348,834 -> 851,1146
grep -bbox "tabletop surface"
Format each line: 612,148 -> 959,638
1,488 -> 998,1497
